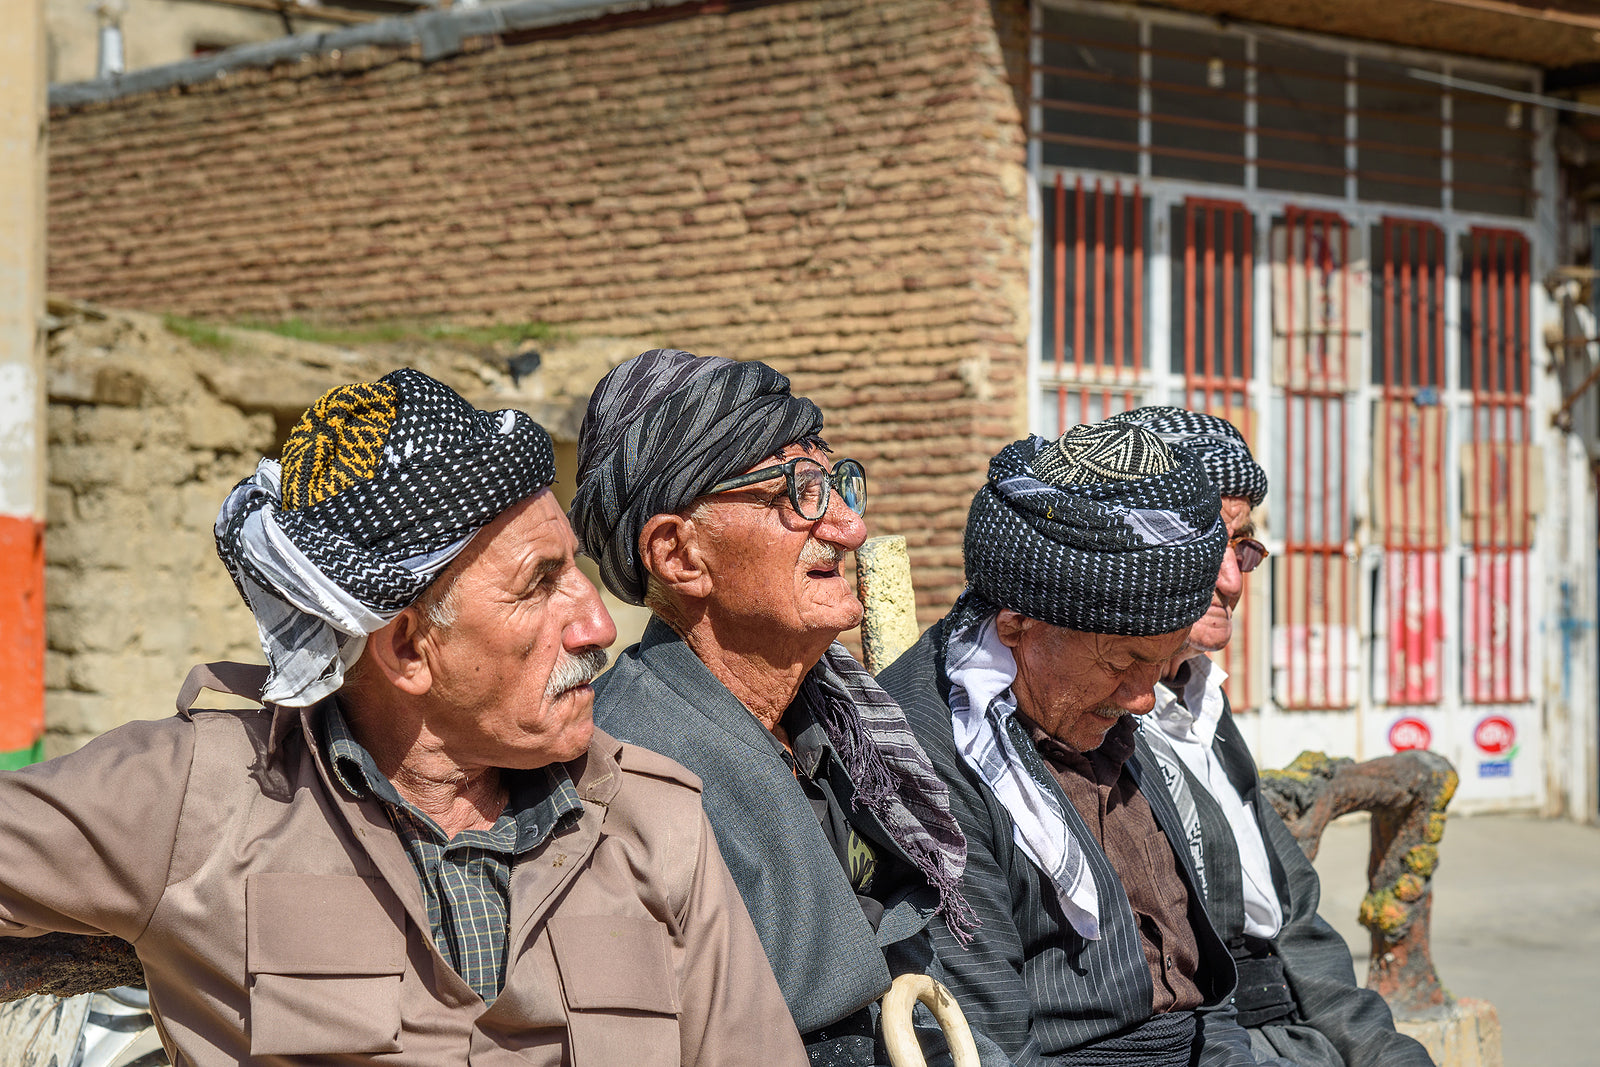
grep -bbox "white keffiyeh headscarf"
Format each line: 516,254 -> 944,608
945,601 -> 1101,940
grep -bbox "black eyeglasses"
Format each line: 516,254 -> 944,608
1231,535 -> 1269,574
705,457 -> 867,521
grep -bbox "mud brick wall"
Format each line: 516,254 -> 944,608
48,0 -> 1034,624
40,305 -> 597,753
44,311 -> 278,755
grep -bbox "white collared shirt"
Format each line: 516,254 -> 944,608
1151,656 -> 1283,939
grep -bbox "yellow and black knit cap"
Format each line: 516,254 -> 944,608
218,368 -> 555,614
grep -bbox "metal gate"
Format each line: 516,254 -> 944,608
1042,174 -> 1146,433
1176,196 -> 1261,711
1373,217 -> 1448,706
1461,227 -> 1534,705
1273,206 -> 1358,711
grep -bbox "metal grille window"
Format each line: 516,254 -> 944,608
1035,3 -> 1537,217
1254,42 -> 1347,199
1037,9 -> 1140,176
1371,219 -> 1448,706
1461,228 -> 1535,705
1174,197 -> 1261,710
1039,175 -> 1146,434
1273,207 -> 1360,710
1149,25 -> 1246,187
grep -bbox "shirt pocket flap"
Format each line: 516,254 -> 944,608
548,915 -> 679,1014
248,873 -> 405,975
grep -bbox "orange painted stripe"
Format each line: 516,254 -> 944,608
0,515 -> 44,753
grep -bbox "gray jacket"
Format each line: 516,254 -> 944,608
594,620 -> 996,1067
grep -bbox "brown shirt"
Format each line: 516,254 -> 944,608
1023,713 -> 1206,1015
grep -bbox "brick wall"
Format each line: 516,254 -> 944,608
48,0 -> 1034,625
41,304 -> 620,751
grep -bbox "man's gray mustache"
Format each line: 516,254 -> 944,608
799,540 -> 845,571
545,647 -> 609,700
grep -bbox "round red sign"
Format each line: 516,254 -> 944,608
1388,716 -> 1432,752
1473,715 -> 1516,756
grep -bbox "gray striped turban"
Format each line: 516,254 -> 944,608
214,368 -> 556,706
963,422 -> 1227,636
569,349 -> 823,605
1107,405 -> 1268,506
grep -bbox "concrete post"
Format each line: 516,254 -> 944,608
0,0 -> 49,768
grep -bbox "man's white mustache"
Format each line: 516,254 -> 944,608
800,541 -> 844,572
545,647 -> 609,700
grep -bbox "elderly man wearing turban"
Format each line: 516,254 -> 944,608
1109,408 -> 1431,1067
879,422 -> 1296,1067
0,369 -> 804,1066
569,349 -> 996,1067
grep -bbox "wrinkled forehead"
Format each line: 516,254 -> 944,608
1090,627 -> 1191,663
732,438 -> 829,476
1220,495 -> 1253,534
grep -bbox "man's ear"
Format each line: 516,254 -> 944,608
641,512 -> 713,600
994,609 -> 1033,649
365,608 -> 434,696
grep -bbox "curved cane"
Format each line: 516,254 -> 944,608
880,973 -> 981,1067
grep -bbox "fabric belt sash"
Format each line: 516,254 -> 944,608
1053,1008 -> 1197,1066
1230,938 -> 1296,1027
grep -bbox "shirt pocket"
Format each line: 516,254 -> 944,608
246,873 -> 406,1056
548,914 -> 679,1067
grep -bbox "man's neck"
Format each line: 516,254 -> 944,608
341,698 -> 509,838
679,613 -> 832,734
388,761 -> 508,838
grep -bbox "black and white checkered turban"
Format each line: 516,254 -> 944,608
214,368 -> 556,706
1106,405 -> 1268,507
569,348 -> 823,605
963,422 -> 1227,636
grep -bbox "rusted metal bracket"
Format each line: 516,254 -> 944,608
1261,749 -> 1460,1020
1552,345 -> 1600,431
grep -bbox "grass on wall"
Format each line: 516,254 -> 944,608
162,315 -> 556,352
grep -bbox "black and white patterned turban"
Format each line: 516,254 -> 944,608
1107,405 -> 1268,507
214,368 -> 556,706
963,422 -> 1227,636
569,348 -> 823,605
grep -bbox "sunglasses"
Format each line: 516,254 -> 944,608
1231,535 -> 1269,574
705,457 -> 867,521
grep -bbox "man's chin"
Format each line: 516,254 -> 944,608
1185,619 -> 1232,655
547,718 -> 595,765
803,589 -> 864,633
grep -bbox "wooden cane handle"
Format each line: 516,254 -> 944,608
880,973 -> 981,1067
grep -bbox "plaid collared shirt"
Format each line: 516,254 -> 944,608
323,702 -> 583,1003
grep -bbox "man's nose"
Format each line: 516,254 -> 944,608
567,570 -> 618,652
1217,540 -> 1244,599
1114,665 -> 1163,714
816,493 -> 868,550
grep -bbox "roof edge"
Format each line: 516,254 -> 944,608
49,0 -> 696,109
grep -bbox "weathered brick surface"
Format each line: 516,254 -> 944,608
39,305 -> 623,752
49,0 -> 1033,627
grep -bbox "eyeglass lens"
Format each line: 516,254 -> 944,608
1231,537 -> 1267,574
831,459 -> 866,517
792,463 -> 829,519
790,459 -> 868,520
